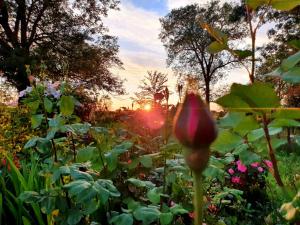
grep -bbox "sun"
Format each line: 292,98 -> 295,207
144,103 -> 152,111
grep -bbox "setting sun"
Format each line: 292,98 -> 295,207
143,103 -> 152,111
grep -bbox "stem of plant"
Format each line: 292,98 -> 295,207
193,171 -> 203,225
262,114 -> 284,187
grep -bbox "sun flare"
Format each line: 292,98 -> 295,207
144,103 -> 152,111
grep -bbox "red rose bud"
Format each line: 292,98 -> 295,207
173,93 -> 217,149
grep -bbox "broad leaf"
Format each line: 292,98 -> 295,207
271,0 -> 300,11
281,51 -> 300,71
110,214 -> 133,225
31,114 -> 44,129
60,95 -> 75,116
208,41 -> 227,53
160,213 -> 173,225
211,130 -> 243,153
245,0 -> 269,9
44,97 -> 53,113
133,207 -> 160,225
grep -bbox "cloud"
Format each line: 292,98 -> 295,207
105,0 -> 273,110
166,0 -> 231,9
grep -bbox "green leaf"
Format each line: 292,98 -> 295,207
147,187 -> 162,204
281,51 -> 300,71
231,82 -> 280,109
60,95 -> 75,116
110,214 -> 133,225
288,40 -> 300,49
140,155 -> 153,168
127,178 -> 155,189
239,150 -> 261,165
160,213 -> 173,225
269,119 -> 300,127
44,97 -> 53,113
211,130 -> 243,153
208,41 -> 227,53
273,108 -> 300,119
24,137 -> 40,149
27,100 -> 40,113
22,217 -> 32,225
216,94 -> 250,110
170,204 -> 188,215
233,50 -> 252,59
248,127 -> 283,142
31,114 -> 44,129
112,141 -> 133,153
133,207 -> 160,225
271,0 -> 300,11
282,67 -> 300,83
67,209 -> 83,225
245,0 -> 269,9
77,147 -> 97,162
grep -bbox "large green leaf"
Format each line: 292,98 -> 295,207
282,67 -> 300,83
239,150 -> 261,165
208,41 -> 227,53
60,95 -> 75,116
219,112 -> 259,136
31,114 -> 44,129
133,207 -> 160,225
147,187 -> 162,204
230,82 -> 280,109
288,40 -> 300,49
273,108 -> 300,119
247,127 -> 283,142
160,213 -> 173,225
77,147 -> 97,162
269,119 -> 300,127
44,97 -> 53,113
217,82 -> 280,111
67,209 -> 83,225
282,51 -> 300,71
211,130 -> 243,153
271,0 -> 300,11
110,214 -> 133,225
245,0 -> 269,9
127,178 -> 155,189
140,155 -> 153,168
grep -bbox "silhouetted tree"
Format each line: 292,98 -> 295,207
0,0 -> 124,94
160,1 -> 246,106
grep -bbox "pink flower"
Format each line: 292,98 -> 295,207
231,176 -> 241,184
258,167 -> 264,173
237,160 -> 247,173
251,162 -> 259,168
228,168 -> 234,175
264,160 -> 273,168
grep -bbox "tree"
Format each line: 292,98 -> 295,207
159,1 -> 246,106
257,6 -> 300,101
0,0 -> 124,94
134,71 -> 169,104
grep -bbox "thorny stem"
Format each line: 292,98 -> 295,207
262,114 -> 284,187
193,171 -> 203,225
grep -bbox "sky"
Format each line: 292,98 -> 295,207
104,0 -> 272,109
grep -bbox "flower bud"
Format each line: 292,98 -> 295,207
173,93 -> 217,149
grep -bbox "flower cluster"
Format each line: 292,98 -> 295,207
227,160 -> 272,186
19,79 -> 61,99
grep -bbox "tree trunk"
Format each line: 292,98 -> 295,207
204,82 -> 210,110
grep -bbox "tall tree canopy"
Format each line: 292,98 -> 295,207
0,0 -> 124,94
159,0 -> 246,105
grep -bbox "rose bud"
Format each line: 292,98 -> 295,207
173,93 -> 218,150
